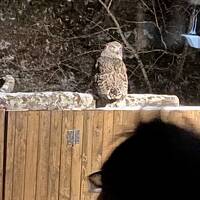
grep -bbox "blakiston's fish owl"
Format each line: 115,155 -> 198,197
0,75 -> 15,93
94,41 -> 128,104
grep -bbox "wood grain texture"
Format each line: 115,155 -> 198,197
80,111 -> 94,200
161,109 -> 200,133
0,110 -> 5,200
122,110 -> 140,131
35,111 -> 51,200
102,111 -> 114,163
112,110 -> 124,149
59,111 -> 73,200
91,111 -> 104,200
140,109 -> 161,122
48,111 -> 62,200
4,112 -> 16,200
12,112 -> 28,200
24,111 -> 40,200
71,111 -> 84,200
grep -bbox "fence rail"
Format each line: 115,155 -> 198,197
0,108 -> 200,200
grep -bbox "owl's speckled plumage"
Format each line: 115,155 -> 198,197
94,41 -> 128,103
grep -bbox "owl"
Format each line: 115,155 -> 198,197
0,75 -> 15,93
94,41 -> 128,105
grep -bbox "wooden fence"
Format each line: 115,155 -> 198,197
0,110 -> 5,200
0,108 -> 200,200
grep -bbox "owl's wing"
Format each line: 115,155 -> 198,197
94,58 -> 128,100
95,56 -> 115,74
95,73 -> 113,99
116,60 -> 128,84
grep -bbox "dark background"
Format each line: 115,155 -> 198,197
0,0 -> 199,105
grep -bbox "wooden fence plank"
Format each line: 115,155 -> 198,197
91,111 -> 104,200
122,110 -> 140,131
12,112 -> 28,200
80,111 -> 94,200
4,112 -> 16,200
24,111 -> 40,200
71,111 -> 84,200
48,111 -> 62,200
139,109 -> 161,123
111,110 -> 141,152
112,109 -> 161,151
59,111 -> 73,200
112,110 -> 124,149
0,110 -> 5,200
102,111 -> 114,163
91,111 -> 104,170
36,111 -> 51,200
113,110 -> 123,133
161,108 -> 200,133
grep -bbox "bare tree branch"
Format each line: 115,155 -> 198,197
139,0 -> 154,15
108,0 -> 113,9
152,0 -> 167,49
157,0 -> 166,30
98,0 -> 152,93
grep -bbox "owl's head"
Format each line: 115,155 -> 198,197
101,41 -> 123,60
1,75 -> 15,85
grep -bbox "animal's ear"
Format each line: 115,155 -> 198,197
88,171 -> 102,193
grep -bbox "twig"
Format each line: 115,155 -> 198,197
61,49 -> 101,63
157,0 -> 166,30
147,52 -> 165,73
152,0 -> 167,49
108,0 -> 113,9
121,19 -> 157,26
84,16 -> 119,41
139,0 -> 154,15
175,4 -> 195,80
98,0 -> 152,93
138,49 -> 179,57
175,45 -> 188,80
66,27 -> 122,40
44,69 -> 60,84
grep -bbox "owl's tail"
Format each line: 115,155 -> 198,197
108,88 -> 123,100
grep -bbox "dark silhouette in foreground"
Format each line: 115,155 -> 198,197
89,119 -> 200,199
